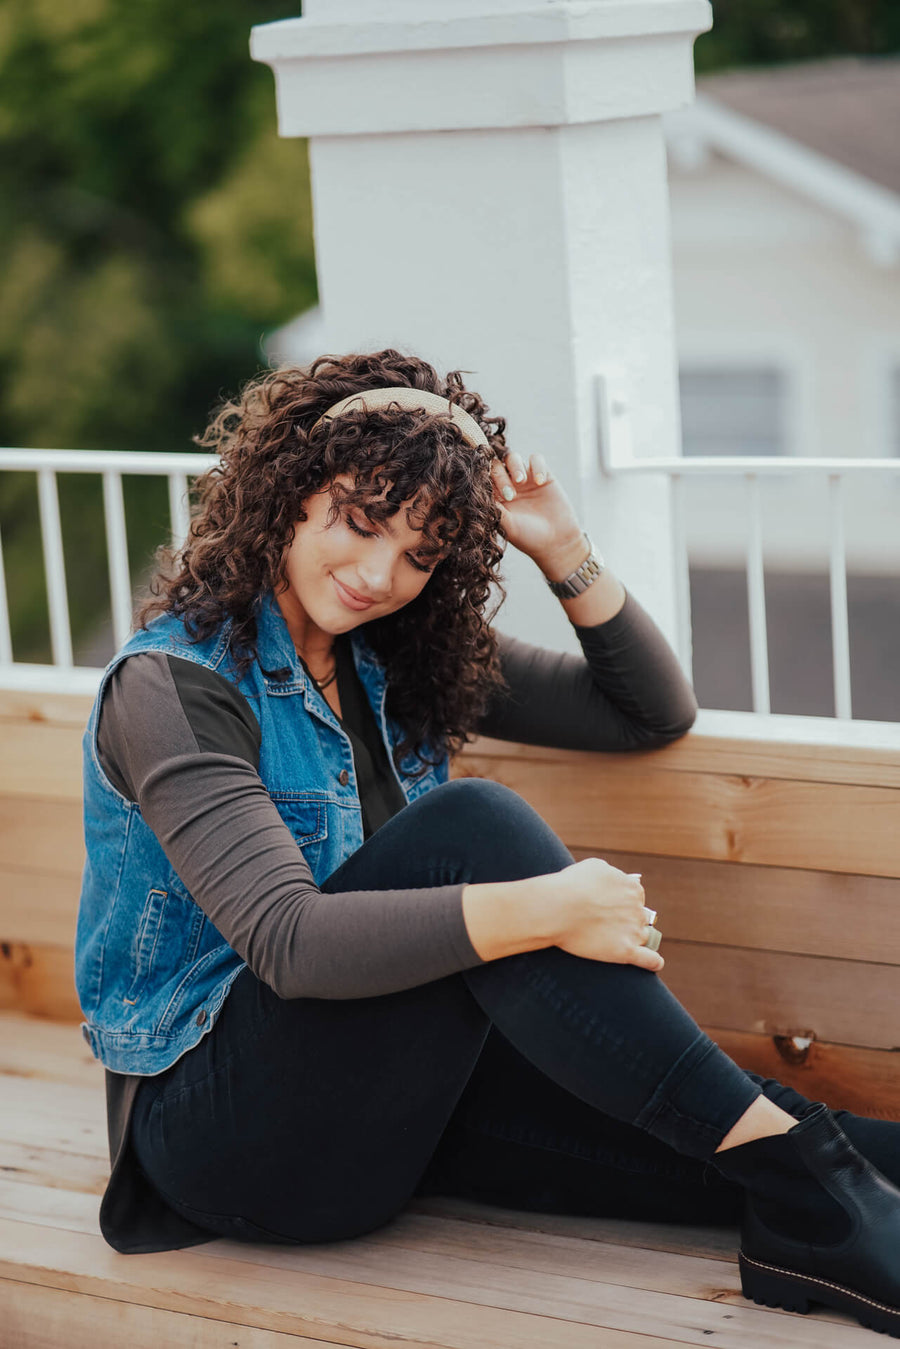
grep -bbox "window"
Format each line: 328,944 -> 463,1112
679,367 -> 786,457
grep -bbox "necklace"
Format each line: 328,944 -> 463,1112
295,646 -> 338,692
312,663 -> 338,691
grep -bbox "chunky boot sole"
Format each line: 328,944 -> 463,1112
740,1251 -> 900,1337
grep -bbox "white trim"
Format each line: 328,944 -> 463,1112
665,96 -> 900,264
695,707 -> 900,753
0,663 -> 102,695
0,448 -> 217,475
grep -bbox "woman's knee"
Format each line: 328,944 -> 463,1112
418,777 -> 573,880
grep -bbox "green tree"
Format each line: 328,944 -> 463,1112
0,0 -> 316,659
696,0 -> 900,72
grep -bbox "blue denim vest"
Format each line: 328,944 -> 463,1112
75,592 -> 448,1075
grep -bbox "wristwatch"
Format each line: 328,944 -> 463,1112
545,533 -> 605,600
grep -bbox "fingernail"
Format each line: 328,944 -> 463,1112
502,486 -> 515,501
535,474 -> 546,485
514,469 -> 527,483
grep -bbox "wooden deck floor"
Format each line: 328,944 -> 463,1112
0,1012 -> 876,1349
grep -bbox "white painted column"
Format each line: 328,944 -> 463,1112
252,0 -> 711,655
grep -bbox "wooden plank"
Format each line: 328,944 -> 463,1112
0,872 -> 80,947
0,1210 -> 870,1347
662,941 -> 900,1050
0,1013 -> 98,1087
0,944 -> 82,1022
0,1280 -> 357,1349
457,755 -> 900,877
0,1218 -> 708,1349
580,850 -> 900,966
0,724 -> 84,801
0,690 -> 92,728
4,693 -> 900,783
462,723 -> 900,789
0,1140 -> 108,1196
0,798 -> 84,877
710,1027 -> 900,1121
413,1197 -> 739,1262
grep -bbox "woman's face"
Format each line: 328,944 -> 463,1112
279,474 -> 442,641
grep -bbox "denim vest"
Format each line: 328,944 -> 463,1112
75,593 -> 448,1075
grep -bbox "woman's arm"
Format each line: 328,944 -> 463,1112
481,450 -> 697,750
98,652 -> 481,1000
479,595 -> 697,751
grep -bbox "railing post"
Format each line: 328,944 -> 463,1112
252,0 -> 711,656
37,468 -> 73,668
745,474 -> 770,715
828,474 -> 852,719
0,522 -> 12,666
103,471 -> 133,650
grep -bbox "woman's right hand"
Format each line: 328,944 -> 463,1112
536,858 -> 664,972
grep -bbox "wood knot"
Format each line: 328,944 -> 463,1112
773,1032 -> 816,1066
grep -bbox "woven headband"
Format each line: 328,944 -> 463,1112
312,386 -> 489,449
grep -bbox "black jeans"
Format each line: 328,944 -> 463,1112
132,778 -> 770,1244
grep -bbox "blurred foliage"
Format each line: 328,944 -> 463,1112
696,0 -> 900,71
0,0 -> 315,659
1,0 -> 898,662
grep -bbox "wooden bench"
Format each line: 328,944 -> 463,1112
2,686 -> 899,1346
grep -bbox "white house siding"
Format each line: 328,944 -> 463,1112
668,153 -> 900,573
668,152 -> 900,718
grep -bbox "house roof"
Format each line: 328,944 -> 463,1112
664,57 -> 900,264
696,57 -> 900,197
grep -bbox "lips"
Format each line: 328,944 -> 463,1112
332,574 -> 377,611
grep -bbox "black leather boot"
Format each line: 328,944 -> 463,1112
712,1102 -> 900,1336
748,1070 -> 900,1191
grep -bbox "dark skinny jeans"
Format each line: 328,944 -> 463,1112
132,778 -> 771,1244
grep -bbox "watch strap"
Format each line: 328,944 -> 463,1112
546,534 -> 605,600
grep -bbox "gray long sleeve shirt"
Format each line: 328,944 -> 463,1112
96,592 -> 697,1002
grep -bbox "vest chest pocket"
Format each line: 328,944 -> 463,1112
269,794 -> 330,879
124,887 -> 204,1007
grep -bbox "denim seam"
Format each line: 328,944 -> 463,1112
634,1035 -> 755,1151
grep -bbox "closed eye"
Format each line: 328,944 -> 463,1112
345,510 -> 438,574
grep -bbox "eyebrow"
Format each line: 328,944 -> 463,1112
353,500 -> 436,545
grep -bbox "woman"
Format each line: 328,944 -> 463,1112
76,349 -> 900,1335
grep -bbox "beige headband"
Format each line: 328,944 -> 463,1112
312,386 -> 489,449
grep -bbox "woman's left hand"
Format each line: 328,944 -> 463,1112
492,451 -> 584,572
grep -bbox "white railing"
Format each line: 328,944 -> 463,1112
601,452 -> 900,719
2,444 -> 900,723
0,448 -> 215,693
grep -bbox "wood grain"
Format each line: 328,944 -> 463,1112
576,850 -> 900,965
0,944 -> 81,1022
0,1218 -> 711,1349
0,723 -> 84,801
0,690 -> 92,728
709,1027 -> 900,1120
456,754 -> 900,877
0,798 -> 84,877
461,726 -> 900,789
0,1280 -> 351,1349
662,941 -> 900,1049
0,872 -> 80,947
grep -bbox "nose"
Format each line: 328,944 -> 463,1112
356,538 -> 394,600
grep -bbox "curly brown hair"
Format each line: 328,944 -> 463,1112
139,349 -> 510,770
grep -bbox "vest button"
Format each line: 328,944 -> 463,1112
195,1010 -> 207,1027
338,769 -> 350,786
